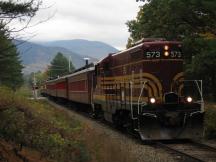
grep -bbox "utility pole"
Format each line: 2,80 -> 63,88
69,56 -> 71,73
33,72 -> 37,99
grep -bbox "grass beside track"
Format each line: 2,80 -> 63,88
0,87 -> 141,162
205,103 -> 216,139
0,87 -> 90,162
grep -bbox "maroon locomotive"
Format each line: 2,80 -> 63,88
43,38 -> 204,140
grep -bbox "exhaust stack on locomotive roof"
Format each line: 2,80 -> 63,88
84,57 -> 90,66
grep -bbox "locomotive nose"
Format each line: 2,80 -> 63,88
164,92 -> 179,103
162,112 -> 183,127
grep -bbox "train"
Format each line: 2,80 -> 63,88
42,38 -> 205,140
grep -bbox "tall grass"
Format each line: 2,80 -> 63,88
0,87 -> 90,162
205,103 -> 216,139
82,124 -> 177,162
81,124 -> 135,162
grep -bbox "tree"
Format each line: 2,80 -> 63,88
0,0 -> 41,35
186,40 -> 216,99
0,30 -> 23,90
48,52 -> 75,78
28,71 -> 48,88
127,0 -> 216,98
128,0 -> 216,42
127,0 -> 216,61
0,0 -> 41,90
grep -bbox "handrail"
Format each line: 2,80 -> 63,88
182,80 -> 204,112
138,81 -> 147,116
195,80 -> 204,112
130,81 -> 135,119
142,113 -> 157,118
190,111 -> 202,117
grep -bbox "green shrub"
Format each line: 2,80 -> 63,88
0,87 -> 90,162
205,108 -> 216,139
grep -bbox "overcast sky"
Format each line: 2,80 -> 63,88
17,0 -> 142,49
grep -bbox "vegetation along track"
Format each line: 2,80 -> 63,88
155,141 -> 216,162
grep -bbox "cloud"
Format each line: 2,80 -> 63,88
16,0 -> 141,49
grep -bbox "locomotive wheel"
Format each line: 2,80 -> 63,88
92,104 -> 103,119
112,110 -> 131,130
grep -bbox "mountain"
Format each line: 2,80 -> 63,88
14,39 -> 118,74
14,40 -> 96,74
40,39 -> 118,59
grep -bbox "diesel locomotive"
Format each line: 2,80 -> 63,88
43,38 -> 204,140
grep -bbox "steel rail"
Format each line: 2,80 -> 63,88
156,142 -> 204,162
156,141 -> 216,162
190,140 -> 216,152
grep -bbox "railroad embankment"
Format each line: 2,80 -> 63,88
205,103 -> 216,139
0,87 -> 89,162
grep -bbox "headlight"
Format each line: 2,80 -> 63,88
164,51 -> 169,56
186,96 -> 193,103
150,97 -> 156,104
164,45 -> 169,50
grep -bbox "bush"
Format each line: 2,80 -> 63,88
205,108 -> 216,139
0,87 -> 90,162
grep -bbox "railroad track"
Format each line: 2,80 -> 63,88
47,99 -> 216,162
156,140 -> 216,162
